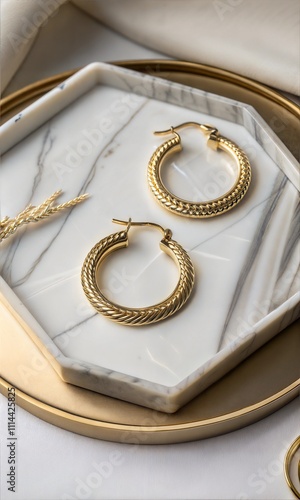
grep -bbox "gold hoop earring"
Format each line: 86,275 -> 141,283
147,122 -> 251,218
81,218 -> 195,326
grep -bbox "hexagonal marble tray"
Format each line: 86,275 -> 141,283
0,63 -> 299,412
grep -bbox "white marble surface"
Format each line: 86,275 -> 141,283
0,63 -> 299,412
0,7 -> 299,500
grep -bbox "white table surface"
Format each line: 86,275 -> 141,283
0,3 -> 299,499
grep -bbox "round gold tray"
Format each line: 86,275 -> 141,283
0,60 -> 299,444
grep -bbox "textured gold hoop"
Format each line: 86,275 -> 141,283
81,219 -> 195,326
147,122 -> 251,218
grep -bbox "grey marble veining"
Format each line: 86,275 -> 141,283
0,63 -> 299,412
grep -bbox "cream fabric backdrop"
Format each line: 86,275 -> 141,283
1,0 -> 299,94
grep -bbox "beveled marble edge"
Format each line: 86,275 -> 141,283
1,277 -> 298,413
1,62 -> 299,187
1,62 -> 299,412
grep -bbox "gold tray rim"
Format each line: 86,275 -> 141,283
0,378 -> 299,436
1,60 -> 299,118
1,59 -> 299,444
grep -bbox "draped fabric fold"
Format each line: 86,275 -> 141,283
1,0 -> 299,95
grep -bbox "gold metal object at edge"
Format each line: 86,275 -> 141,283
81,218 -> 195,325
284,435 -> 300,499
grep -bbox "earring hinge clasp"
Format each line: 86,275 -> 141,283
153,122 -> 220,151
153,122 -> 219,136
112,218 -> 172,240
